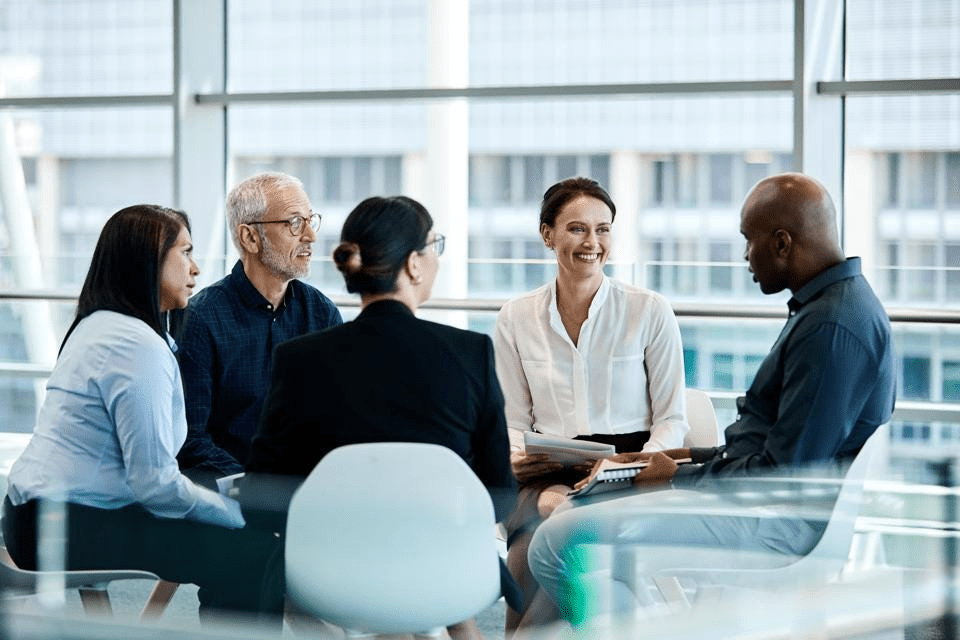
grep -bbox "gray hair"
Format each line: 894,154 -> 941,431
226,172 -> 304,253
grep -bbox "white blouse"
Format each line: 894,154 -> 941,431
7,311 -> 244,529
493,276 -> 688,452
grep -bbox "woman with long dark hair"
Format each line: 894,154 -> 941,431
3,205 -> 283,625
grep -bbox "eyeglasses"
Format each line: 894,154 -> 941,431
422,233 -> 445,257
249,212 -> 321,237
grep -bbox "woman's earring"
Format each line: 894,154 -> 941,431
413,275 -> 423,285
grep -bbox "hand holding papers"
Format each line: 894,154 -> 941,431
522,431 -> 615,466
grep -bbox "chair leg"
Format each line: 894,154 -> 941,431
140,580 -> 179,620
78,585 -> 113,616
652,575 -> 692,610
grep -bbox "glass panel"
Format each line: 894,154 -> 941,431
944,361 -> 960,403
228,0 -> 793,92
712,353 -> 734,390
948,152 -> 960,208
0,108 -> 173,289
905,152 -> 937,208
708,241 -> 733,292
902,356 -> 931,400
847,0 -> 960,81
470,155 -> 511,205
683,347 -> 699,388
947,244 -> 960,301
225,94 -> 791,303
0,0 -> 173,97
523,156 -> 546,203
848,96 -> 960,309
0,299 -> 82,431
589,155 -> 610,189
709,154 -> 734,205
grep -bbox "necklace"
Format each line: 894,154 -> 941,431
556,298 -> 588,326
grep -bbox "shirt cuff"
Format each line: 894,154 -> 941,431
689,446 -> 720,464
671,463 -> 702,488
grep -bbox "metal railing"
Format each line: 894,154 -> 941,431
3,288 -> 959,428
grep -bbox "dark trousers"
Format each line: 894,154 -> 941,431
3,497 -> 284,626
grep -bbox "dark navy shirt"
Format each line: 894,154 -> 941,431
171,260 -> 342,482
675,257 -> 896,486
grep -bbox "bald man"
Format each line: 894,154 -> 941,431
525,173 -> 896,625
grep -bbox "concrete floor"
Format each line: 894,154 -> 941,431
2,581 -> 508,639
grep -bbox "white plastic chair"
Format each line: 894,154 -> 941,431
651,429 -> 883,608
682,388 -> 723,448
0,545 -> 163,617
285,442 -> 502,636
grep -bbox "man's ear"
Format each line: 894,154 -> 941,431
540,223 -> 554,249
773,228 -> 792,258
237,224 -> 261,255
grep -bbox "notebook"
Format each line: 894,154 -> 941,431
568,457 -> 693,497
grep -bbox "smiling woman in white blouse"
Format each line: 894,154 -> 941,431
3,205 -> 283,626
493,176 -> 689,630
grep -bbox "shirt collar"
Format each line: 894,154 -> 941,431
788,257 -> 861,312
548,275 -> 610,327
228,259 -> 298,311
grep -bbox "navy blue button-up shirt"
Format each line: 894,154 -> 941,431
675,257 -> 896,486
171,260 -> 342,481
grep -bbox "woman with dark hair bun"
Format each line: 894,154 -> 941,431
3,205 -> 284,625
246,195 -> 518,639
493,177 -> 689,629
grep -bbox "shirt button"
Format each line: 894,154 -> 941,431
267,304 -> 273,311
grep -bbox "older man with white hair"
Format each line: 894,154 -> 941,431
172,172 -> 342,488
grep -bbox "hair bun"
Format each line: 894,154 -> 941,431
333,242 -> 363,274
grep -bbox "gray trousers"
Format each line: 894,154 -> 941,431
527,488 -> 825,625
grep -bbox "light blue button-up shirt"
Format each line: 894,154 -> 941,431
7,310 -> 243,528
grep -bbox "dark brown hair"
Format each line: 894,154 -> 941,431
332,196 -> 433,295
539,177 -> 616,229
62,205 -> 189,352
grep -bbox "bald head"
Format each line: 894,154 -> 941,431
740,173 -> 845,294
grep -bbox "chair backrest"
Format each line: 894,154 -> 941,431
683,388 -> 723,448
786,428 -> 881,577
285,442 -> 501,635
658,428 -> 883,593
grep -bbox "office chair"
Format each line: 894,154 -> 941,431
650,429 -> 883,608
285,442 -> 502,636
0,544 -> 165,617
682,388 -> 724,448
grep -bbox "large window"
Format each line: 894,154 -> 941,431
0,2 -> 957,486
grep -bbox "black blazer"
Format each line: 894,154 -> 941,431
243,299 -> 517,522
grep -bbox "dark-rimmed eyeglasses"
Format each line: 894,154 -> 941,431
422,234 -> 445,257
249,212 -> 321,237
